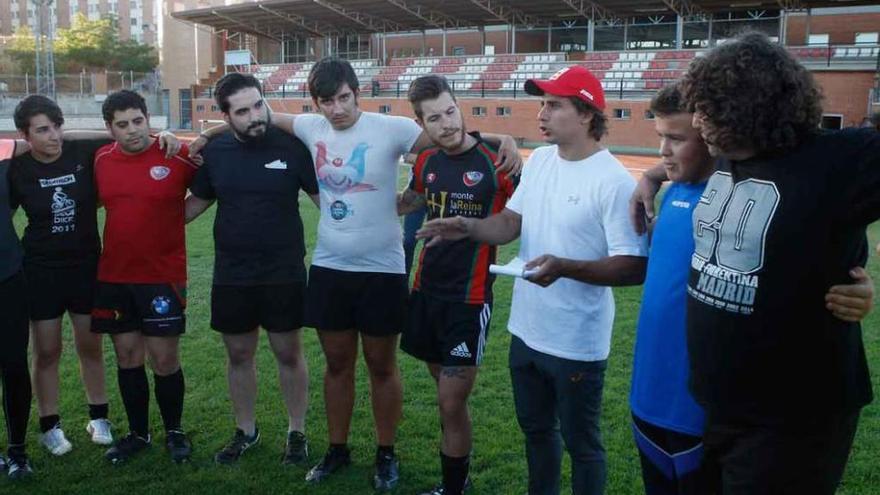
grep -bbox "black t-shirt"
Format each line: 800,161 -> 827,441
686,128 -> 880,425
0,141 -> 22,280
9,139 -> 108,267
191,127 -> 318,286
409,133 -> 516,304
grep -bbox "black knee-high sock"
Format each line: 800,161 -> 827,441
2,361 -> 32,450
154,369 -> 184,432
88,403 -> 109,420
117,366 -> 150,438
441,452 -> 470,495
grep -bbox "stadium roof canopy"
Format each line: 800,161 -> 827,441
172,0 -> 880,39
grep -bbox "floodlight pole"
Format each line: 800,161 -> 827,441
33,0 -> 56,98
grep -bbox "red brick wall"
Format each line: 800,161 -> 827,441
786,13 -> 880,45
813,71 -> 877,127
190,71 -> 875,147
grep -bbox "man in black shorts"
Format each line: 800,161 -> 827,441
92,90 -> 196,464
186,73 -> 319,466
10,95 -> 114,456
398,75 -> 516,495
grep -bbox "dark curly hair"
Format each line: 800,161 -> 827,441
681,31 -> 823,155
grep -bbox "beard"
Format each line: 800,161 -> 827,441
232,113 -> 271,143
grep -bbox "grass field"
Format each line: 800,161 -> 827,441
5,156 -> 880,495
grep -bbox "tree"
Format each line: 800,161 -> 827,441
55,14 -> 117,71
113,39 -> 159,73
7,25 -> 36,74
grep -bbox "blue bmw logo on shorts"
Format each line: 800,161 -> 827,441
151,296 -> 172,315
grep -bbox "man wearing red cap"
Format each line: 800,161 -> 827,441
418,66 -> 647,495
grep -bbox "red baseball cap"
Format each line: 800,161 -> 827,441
524,65 -> 606,112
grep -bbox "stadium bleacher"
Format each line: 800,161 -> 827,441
234,45 -> 878,99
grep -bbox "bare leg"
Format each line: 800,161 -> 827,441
221,331 -> 259,435
70,313 -> 107,406
317,330 -> 358,444
267,329 -> 308,433
362,334 -> 403,446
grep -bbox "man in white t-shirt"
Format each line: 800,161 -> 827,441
191,57 -> 520,492
418,66 -> 648,495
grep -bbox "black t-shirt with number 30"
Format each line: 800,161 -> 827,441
9,139 -> 108,267
686,128 -> 880,425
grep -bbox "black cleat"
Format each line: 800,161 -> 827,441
166,430 -> 193,463
105,432 -> 151,465
6,452 -> 33,480
419,478 -> 473,495
282,431 -> 309,466
373,451 -> 400,491
305,447 -> 351,483
0,453 -> 7,473
215,428 -> 260,465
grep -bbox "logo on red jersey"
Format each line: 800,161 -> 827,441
426,172 -> 437,184
150,166 -> 171,181
462,171 -> 484,187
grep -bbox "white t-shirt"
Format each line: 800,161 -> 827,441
294,112 -> 421,273
505,146 -> 647,362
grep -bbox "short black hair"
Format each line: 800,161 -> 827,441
215,72 -> 263,114
14,94 -> 64,134
650,83 -> 687,117
308,57 -> 360,100
102,90 -> 148,124
568,96 -> 608,142
407,75 -> 455,119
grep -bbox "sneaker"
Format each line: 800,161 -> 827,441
0,454 -> 6,472
215,428 -> 260,465
87,418 -> 114,445
40,425 -> 73,456
304,447 -> 351,483
419,478 -> 473,495
373,451 -> 400,491
7,453 -> 34,480
282,431 -> 308,466
166,430 -> 193,464
105,432 -> 151,465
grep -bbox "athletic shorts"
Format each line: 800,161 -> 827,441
303,265 -> 407,337
211,283 -> 306,334
401,290 -> 491,367
91,282 -> 186,337
631,413 -> 712,495
23,259 -> 98,321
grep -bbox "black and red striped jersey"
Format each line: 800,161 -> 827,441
409,133 -> 516,304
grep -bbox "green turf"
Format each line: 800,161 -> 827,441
6,191 -> 880,495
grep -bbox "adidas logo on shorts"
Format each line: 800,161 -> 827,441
450,342 -> 472,359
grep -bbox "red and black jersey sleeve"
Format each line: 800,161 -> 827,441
410,148 -> 440,194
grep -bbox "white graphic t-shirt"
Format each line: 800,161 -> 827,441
295,112 -> 422,274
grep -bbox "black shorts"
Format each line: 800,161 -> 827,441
23,259 -> 97,321
211,283 -> 306,334
303,265 -> 407,336
91,282 -> 186,337
401,290 -> 491,367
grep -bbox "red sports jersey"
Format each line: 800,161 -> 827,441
94,139 -> 196,284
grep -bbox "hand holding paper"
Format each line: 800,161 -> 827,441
489,257 -> 540,279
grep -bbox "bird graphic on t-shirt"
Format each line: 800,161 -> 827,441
315,141 -> 376,196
